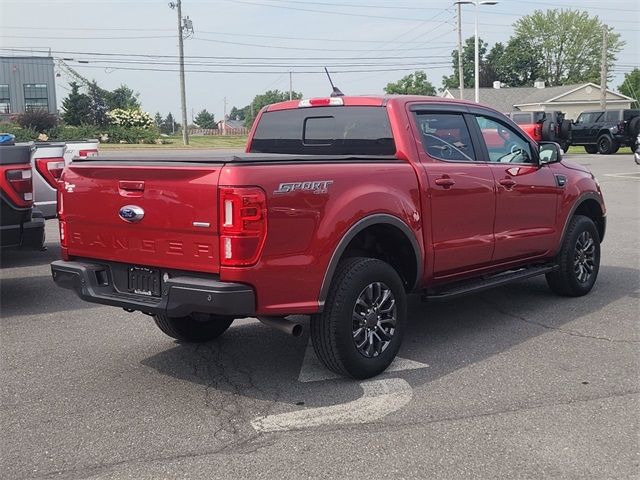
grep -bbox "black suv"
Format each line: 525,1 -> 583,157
572,109 -> 640,154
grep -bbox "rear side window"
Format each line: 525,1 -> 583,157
604,110 -> 620,122
250,106 -> 395,155
512,113 -> 532,125
414,113 -> 475,162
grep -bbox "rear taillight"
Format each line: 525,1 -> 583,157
2,166 -> 33,207
218,186 -> 267,266
78,149 -> 98,157
57,187 -> 69,259
35,157 -> 65,189
533,124 -> 543,141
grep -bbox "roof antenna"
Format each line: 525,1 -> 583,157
324,67 -> 344,97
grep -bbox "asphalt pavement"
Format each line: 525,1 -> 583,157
1,151 -> 638,480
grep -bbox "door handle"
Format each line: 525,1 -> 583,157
498,178 -> 516,189
119,180 -> 145,191
434,177 -> 455,188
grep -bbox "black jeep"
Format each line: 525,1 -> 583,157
571,109 -> 640,154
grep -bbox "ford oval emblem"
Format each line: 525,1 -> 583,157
118,205 -> 145,223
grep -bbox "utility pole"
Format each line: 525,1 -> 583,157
223,97 -> 227,135
169,0 -> 190,145
600,27 -> 608,110
457,3 -> 464,100
289,71 -> 293,100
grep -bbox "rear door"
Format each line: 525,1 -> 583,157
61,160 -> 223,273
411,107 -> 496,277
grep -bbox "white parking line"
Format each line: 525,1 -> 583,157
250,340 -> 429,432
251,378 -> 413,433
604,172 -> 640,180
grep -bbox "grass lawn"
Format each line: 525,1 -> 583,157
100,135 -> 247,149
567,145 -> 636,155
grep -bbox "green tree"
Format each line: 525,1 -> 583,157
106,84 -> 140,110
494,36 -> 544,87
229,106 -> 245,121
154,112 -> 163,129
618,68 -> 640,108
512,9 -> 624,86
243,89 -> 303,128
442,37 -> 489,90
385,71 -> 436,96
86,81 -> 110,127
482,42 -> 505,87
161,113 -> 179,135
61,82 -> 92,126
194,109 -> 216,129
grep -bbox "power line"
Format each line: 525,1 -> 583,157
0,47 -> 455,61
218,0 -> 447,22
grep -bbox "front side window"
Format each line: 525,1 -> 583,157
414,113 -> 475,161
577,112 -> 603,124
24,84 -> 48,112
475,115 -> 534,164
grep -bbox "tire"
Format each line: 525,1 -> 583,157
153,313 -> 234,342
311,257 -> 407,379
559,119 -> 572,140
629,116 -> 640,137
541,119 -> 555,141
584,145 -> 598,154
546,215 -> 600,297
597,134 -> 618,154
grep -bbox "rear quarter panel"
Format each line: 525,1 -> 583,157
219,161 -> 422,315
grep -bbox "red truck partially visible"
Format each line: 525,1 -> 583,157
51,96 -> 605,378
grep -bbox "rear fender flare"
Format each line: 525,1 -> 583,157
318,214 -> 422,308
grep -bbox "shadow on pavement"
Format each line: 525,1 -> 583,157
141,264 -> 639,405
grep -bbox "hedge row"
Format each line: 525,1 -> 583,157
0,123 -> 165,144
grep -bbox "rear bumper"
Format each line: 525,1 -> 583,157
0,211 -> 45,250
51,259 -> 256,318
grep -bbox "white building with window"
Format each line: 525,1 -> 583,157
0,56 -> 58,118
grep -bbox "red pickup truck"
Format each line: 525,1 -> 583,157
51,96 -> 605,379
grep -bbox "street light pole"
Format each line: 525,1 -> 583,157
454,0 -> 498,103
474,4 -> 480,103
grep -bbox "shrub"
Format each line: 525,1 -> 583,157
46,125 -> 99,141
106,109 -> 154,129
0,123 -> 39,142
15,111 -> 58,132
103,125 -> 160,144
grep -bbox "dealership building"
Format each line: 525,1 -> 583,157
0,56 -> 58,118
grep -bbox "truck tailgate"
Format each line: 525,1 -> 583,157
61,162 -> 222,273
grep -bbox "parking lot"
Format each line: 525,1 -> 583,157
1,152 -> 638,480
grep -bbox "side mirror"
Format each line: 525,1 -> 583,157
539,141 -> 563,164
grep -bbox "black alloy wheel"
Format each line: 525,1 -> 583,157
546,215 -> 600,297
574,230 -> 597,284
352,281 -> 397,358
597,134 -> 618,154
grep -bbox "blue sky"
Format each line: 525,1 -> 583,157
1,0 -> 638,122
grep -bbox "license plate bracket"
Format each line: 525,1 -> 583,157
128,266 -> 161,297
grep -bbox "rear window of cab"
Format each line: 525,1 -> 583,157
250,106 -> 396,155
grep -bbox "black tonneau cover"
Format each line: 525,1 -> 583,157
71,153 -> 399,164
0,144 -> 33,165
